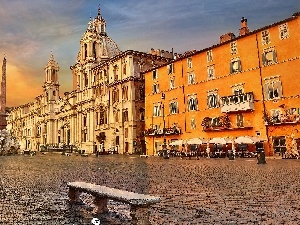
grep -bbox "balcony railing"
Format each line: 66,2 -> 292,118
144,126 -> 181,136
264,112 -> 300,126
220,92 -> 254,113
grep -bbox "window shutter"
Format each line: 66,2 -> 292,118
207,95 -> 210,108
277,81 -> 283,98
195,98 -> 198,110
157,84 -> 160,93
273,50 -> 278,63
238,60 -> 242,72
262,53 -> 266,66
230,62 -> 233,73
263,83 -> 269,100
216,95 -> 219,107
187,98 -> 190,111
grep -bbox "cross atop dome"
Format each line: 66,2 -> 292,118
98,4 -> 101,16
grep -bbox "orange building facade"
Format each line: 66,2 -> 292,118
144,13 -> 300,156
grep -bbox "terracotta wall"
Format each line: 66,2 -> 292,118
144,15 -> 300,156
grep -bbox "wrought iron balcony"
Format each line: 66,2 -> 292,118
220,92 -> 254,113
144,126 -> 181,136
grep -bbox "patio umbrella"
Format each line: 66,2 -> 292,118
169,140 -> 183,146
234,136 -> 265,144
209,137 -> 230,145
187,138 -> 203,145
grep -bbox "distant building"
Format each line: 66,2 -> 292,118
7,5 -> 172,153
143,13 -> 300,156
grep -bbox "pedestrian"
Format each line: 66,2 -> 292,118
181,145 -> 185,159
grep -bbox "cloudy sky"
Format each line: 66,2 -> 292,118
0,0 -> 299,107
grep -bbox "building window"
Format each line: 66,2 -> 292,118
262,48 -> 277,66
123,64 -> 127,75
84,43 -> 87,59
191,119 -> 196,129
270,109 -> 282,123
37,126 -> 41,137
167,63 -> 174,74
279,23 -> 289,40
83,115 -> 87,127
114,110 -> 119,123
153,104 -> 162,117
84,73 -> 88,87
188,73 -> 195,85
123,109 -> 129,122
122,86 -> 128,100
187,57 -> 192,68
273,136 -> 286,154
169,101 -> 179,114
99,111 -> 107,125
207,92 -> 218,109
230,41 -> 238,55
170,78 -> 175,90
187,96 -> 198,111
82,131 -> 87,142
140,110 -> 145,121
233,88 -> 243,96
207,66 -> 215,80
139,86 -> 145,100
93,42 -> 97,59
112,89 -> 119,103
230,58 -> 242,73
152,69 -> 158,80
152,83 -> 159,94
211,117 -> 221,127
261,30 -> 271,45
206,50 -> 213,62
124,128 -> 128,138
263,80 -> 283,100
236,114 -> 244,127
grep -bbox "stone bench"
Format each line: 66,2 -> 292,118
67,182 -> 161,225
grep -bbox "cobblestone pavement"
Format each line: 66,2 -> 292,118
0,154 -> 300,225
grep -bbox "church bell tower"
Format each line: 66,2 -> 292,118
43,52 -> 60,102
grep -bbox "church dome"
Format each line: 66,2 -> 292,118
98,34 -> 121,59
77,5 -> 121,63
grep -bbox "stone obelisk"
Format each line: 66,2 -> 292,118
0,55 -> 7,130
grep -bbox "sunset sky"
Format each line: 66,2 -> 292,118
0,0 -> 299,107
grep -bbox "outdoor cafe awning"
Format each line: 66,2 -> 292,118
234,136 -> 266,144
187,138 -> 204,145
209,137 -> 233,145
169,140 -> 184,146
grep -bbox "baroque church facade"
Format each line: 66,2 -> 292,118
7,6 -> 173,154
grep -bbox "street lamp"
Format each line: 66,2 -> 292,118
161,93 -> 169,159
